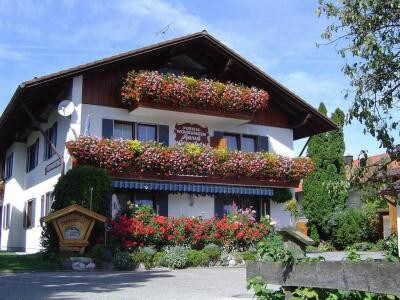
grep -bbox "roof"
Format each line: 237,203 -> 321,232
0,31 -> 337,153
41,204 -> 107,223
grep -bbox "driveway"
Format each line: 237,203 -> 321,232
0,267 -> 252,300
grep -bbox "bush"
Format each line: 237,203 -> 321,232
41,166 -> 111,254
382,233 -> 398,258
52,166 -> 111,214
87,244 -> 105,263
203,244 -> 221,262
131,247 -> 157,269
164,246 -> 189,269
332,209 -> 378,250
113,251 -> 135,270
153,251 -> 167,267
242,250 -> 257,261
186,250 -> 210,267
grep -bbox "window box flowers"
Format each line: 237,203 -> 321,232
120,71 -> 269,114
66,137 -> 314,185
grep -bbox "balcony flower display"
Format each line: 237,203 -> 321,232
120,71 -> 269,114
66,137 -> 314,184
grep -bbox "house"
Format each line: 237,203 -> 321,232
0,31 -> 336,252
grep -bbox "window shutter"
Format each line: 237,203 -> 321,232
214,197 -> 225,218
155,193 -> 168,216
9,154 -> 13,178
213,131 -> 223,138
23,202 -> 27,229
257,136 -> 269,152
31,199 -> 36,227
53,122 -> 58,147
40,195 -> 45,218
6,204 -> 11,229
102,119 -> 114,138
158,125 -> 169,146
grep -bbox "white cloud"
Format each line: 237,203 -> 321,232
278,71 -> 348,114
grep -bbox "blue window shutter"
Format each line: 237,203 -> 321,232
213,131 -> 223,138
257,136 -> 269,152
156,193 -> 168,216
158,125 -> 169,146
214,197 -> 224,218
102,119 -> 114,138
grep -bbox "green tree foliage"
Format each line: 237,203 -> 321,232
317,0 -> 400,150
52,166 -> 111,214
302,104 -> 348,240
41,166 -> 111,253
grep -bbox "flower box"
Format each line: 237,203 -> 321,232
121,70 -> 269,115
66,137 -> 314,185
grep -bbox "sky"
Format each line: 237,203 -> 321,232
0,0 -> 395,157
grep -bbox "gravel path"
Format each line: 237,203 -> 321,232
0,267 -> 252,300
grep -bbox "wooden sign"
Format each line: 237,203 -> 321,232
174,123 -> 209,145
42,204 -> 106,254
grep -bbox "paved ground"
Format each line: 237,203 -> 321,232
0,267 -> 253,300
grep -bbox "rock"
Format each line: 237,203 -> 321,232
86,263 -> 96,270
228,259 -> 236,267
72,262 -> 86,271
137,263 -> 146,271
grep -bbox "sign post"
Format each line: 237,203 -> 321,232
42,204 -> 107,254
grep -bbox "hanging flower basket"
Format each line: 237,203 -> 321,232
120,71 -> 270,114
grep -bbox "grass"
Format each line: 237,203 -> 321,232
0,252 -> 61,271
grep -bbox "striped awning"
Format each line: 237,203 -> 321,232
112,179 -> 274,196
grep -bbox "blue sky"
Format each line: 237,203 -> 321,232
0,0 -> 393,156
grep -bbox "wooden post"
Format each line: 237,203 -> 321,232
388,200 -> 398,234
397,196 -> 400,258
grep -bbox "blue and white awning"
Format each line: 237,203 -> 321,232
112,179 -> 274,196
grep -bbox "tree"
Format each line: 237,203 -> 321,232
317,0 -> 400,150
302,103 -> 348,240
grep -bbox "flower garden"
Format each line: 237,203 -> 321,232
66,137 -> 314,184
120,70 -> 269,114
104,204 -> 276,270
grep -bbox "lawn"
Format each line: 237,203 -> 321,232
0,252 -> 61,271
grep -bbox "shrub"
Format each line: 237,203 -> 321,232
186,250 -> 210,267
153,251 -> 167,267
41,166 -> 111,254
203,244 -> 221,262
231,252 -> 243,264
242,250 -> 257,261
131,247 -> 157,269
113,251 -> 135,270
164,246 -> 189,269
87,244 -> 105,263
382,233 -> 398,258
332,209 -> 378,250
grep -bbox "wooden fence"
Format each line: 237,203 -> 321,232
247,261 -> 400,297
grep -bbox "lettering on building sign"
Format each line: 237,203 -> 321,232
174,123 -> 209,145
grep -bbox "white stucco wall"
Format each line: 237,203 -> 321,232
397,201 -> 400,257
0,76 -> 82,252
81,104 -> 294,156
168,194 -> 214,219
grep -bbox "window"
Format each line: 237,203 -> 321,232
135,192 -> 154,208
241,135 -> 257,152
3,153 -> 13,180
24,199 -> 35,229
224,133 -> 240,151
113,121 -> 133,140
41,192 -> 54,217
137,124 -> 157,142
44,122 -> 57,160
3,204 -> 11,230
26,139 -> 39,172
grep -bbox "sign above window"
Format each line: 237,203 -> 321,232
174,123 -> 209,145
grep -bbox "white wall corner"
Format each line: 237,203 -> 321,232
64,75 -> 83,171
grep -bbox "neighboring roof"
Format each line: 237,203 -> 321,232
0,31 -> 337,153
41,204 -> 107,223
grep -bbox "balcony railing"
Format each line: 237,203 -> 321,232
66,137 -> 314,187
